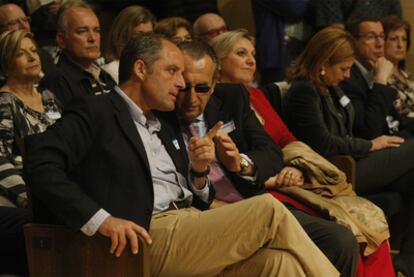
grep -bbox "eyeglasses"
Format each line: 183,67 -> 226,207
199,26 -> 228,38
359,33 -> 385,42
0,16 -> 31,30
179,83 -> 211,93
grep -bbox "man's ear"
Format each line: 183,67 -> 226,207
133,59 -> 147,81
56,31 -> 66,49
209,79 -> 217,94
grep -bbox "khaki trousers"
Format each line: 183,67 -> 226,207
149,194 -> 339,277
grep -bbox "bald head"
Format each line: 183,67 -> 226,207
0,4 -> 31,34
193,13 -> 227,42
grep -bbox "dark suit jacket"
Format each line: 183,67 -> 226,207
284,79 -> 372,158
340,64 -> 399,139
23,92 -> 210,231
207,83 -> 284,197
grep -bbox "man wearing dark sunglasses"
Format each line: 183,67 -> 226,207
176,41 -> 359,276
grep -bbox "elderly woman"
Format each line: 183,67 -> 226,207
103,5 -> 155,83
211,28 -> 396,277
0,29 -> 61,208
0,29 -> 61,275
382,16 -> 414,121
283,26 -> 414,276
154,16 -> 193,44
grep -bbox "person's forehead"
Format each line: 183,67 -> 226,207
155,40 -> 184,65
206,16 -> 225,27
359,21 -> 383,33
66,7 -> 99,28
0,4 -> 26,21
389,27 -> 407,35
135,21 -> 153,32
183,54 -> 214,79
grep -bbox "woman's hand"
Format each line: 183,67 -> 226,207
370,135 -> 404,151
265,166 -> 304,189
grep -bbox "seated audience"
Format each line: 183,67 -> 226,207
23,32 -> 339,277
284,25 -> 414,277
193,13 -> 227,42
382,16 -> 414,120
210,29 -> 394,276
0,29 -> 61,276
154,16 -> 193,44
341,16 -> 414,139
177,40 -> 359,276
0,29 -> 61,208
39,0 -> 116,107
0,3 -> 55,85
103,5 -> 155,83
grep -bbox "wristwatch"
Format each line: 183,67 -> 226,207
239,157 -> 250,175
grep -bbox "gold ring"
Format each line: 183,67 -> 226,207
286,171 -> 293,177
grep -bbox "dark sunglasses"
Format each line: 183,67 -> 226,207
179,83 -> 211,93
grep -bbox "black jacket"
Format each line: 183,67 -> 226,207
207,83 -> 283,197
23,92 -> 210,230
284,79 -> 372,158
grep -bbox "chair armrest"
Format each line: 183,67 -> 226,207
24,223 -> 150,277
328,155 -> 356,188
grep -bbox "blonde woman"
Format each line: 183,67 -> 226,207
211,28 -> 396,277
0,29 -> 61,207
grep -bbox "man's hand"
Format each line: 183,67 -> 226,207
374,57 -> 394,85
265,166 -> 304,189
188,121 -> 222,173
370,135 -> 404,151
214,132 -> 241,172
98,216 -> 152,257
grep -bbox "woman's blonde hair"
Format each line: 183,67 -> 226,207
287,26 -> 356,90
0,29 -> 37,76
104,5 -> 155,62
210,29 -> 254,60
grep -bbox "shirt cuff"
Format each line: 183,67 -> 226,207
80,209 -> 111,236
189,178 -> 210,202
238,154 -> 257,182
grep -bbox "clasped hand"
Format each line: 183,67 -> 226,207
265,166 -> 304,189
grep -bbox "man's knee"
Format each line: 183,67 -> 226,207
221,249 -> 305,277
250,193 -> 287,214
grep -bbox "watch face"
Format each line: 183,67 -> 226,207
240,158 -> 249,169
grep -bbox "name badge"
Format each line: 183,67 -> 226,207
219,120 -> 236,134
339,95 -> 351,107
46,111 -> 61,120
172,139 -> 180,150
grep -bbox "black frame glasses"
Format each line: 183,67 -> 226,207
179,83 -> 211,93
